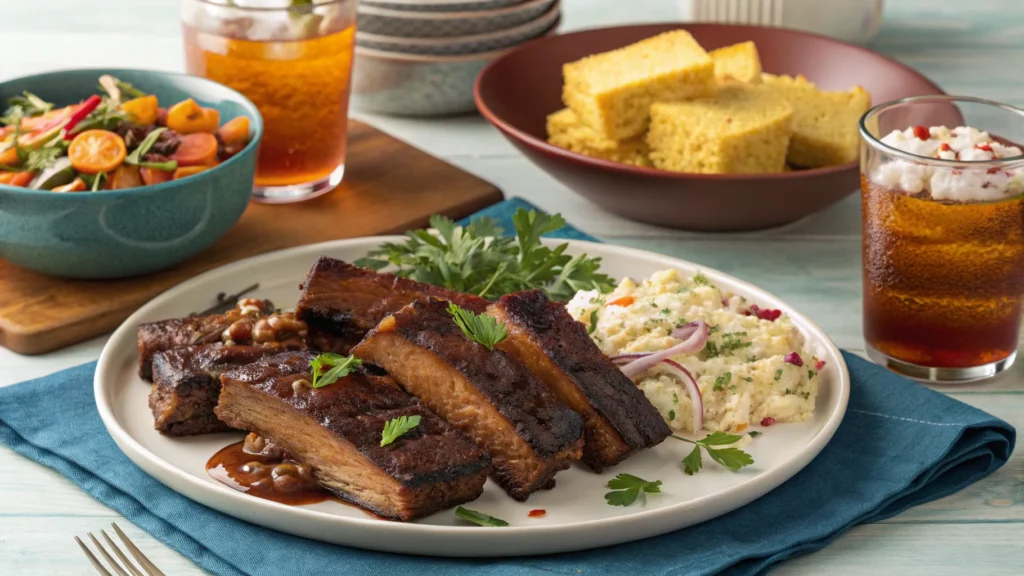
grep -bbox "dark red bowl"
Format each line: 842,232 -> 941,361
474,23 -> 944,231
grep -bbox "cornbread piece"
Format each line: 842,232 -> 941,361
647,83 -> 794,174
295,257 -> 489,354
352,298 -> 584,501
149,344 -> 276,436
546,108 -> 651,166
563,30 -> 715,141
487,290 -> 671,472
762,73 -> 871,167
710,41 -> 762,84
215,351 -> 492,521
137,298 -> 308,381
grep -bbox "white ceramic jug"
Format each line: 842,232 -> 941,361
679,0 -> 884,44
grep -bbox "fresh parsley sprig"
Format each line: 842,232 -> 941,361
454,506 -> 509,527
310,353 -> 362,388
674,432 -> 754,475
447,302 -> 507,350
4,91 -> 53,121
355,209 -> 615,302
380,415 -> 421,447
604,473 -> 662,507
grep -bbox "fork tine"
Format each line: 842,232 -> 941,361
76,536 -> 115,576
112,523 -> 167,576
101,530 -> 146,576
88,533 -> 132,576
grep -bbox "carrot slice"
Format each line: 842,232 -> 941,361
52,178 -> 88,193
607,296 -> 635,307
0,171 -> 36,187
217,116 -> 250,145
172,133 -> 218,167
167,99 -> 219,134
172,165 -> 212,180
68,130 -> 127,175
140,166 -> 174,186
107,164 -> 144,190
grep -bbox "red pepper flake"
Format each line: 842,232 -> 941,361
939,142 -> 951,152
912,125 -> 930,140
814,359 -> 826,371
784,352 -> 804,367
746,304 -> 782,322
976,143 -> 993,152
528,509 -> 546,518
952,169 -> 962,176
988,167 -> 1002,174
760,417 -> 776,427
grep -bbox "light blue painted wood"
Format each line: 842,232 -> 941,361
1,0 -> 1023,574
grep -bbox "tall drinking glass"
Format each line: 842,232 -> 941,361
181,0 -> 357,203
860,96 -> 1024,383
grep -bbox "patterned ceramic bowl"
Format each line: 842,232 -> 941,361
356,3 -> 559,56
357,0 -> 556,38
0,69 -> 261,278
362,0 -> 523,12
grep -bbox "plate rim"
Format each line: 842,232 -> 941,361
94,236 -> 850,553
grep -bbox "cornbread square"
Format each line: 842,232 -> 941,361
762,74 -> 871,167
546,108 -> 651,167
710,41 -> 762,84
562,30 -> 715,141
646,83 -> 793,174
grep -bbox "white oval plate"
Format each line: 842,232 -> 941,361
94,237 -> 849,557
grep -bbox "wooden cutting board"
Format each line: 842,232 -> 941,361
0,119 -> 503,355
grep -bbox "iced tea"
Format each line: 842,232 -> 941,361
860,96 -> 1024,382
182,0 -> 357,203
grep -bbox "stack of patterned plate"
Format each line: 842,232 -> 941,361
352,0 -> 561,117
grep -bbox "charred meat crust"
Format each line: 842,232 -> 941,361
369,298 -> 583,458
136,299 -> 274,381
215,352 -> 491,520
149,344 -> 277,436
489,290 -> 672,470
295,257 -> 489,353
352,298 -> 584,500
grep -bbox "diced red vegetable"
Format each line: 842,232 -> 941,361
784,352 -> 804,367
63,95 -> 103,140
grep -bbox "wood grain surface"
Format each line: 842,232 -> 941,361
0,119 -> 503,355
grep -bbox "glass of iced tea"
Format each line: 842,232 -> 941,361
181,0 -> 356,203
860,95 -> 1024,382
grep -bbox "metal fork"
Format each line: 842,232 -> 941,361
691,0 -> 784,26
75,523 -> 167,576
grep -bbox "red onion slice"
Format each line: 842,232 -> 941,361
617,320 -> 708,379
648,359 -> 703,432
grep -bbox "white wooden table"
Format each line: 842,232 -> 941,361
3,0 -> 1023,573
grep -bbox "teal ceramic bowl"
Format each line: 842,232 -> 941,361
0,68 -> 262,279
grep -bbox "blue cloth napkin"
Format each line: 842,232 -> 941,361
0,197 -> 1014,576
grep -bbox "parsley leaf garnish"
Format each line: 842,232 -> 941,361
380,414 -> 421,446
587,309 -> 599,335
748,431 -> 762,437
713,372 -> 732,391
673,432 -> 754,475
355,209 -> 615,302
774,368 -> 783,381
447,302 -> 507,350
692,272 -> 712,287
310,353 -> 362,388
455,506 -> 509,527
604,473 -> 662,506
23,145 -> 64,172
